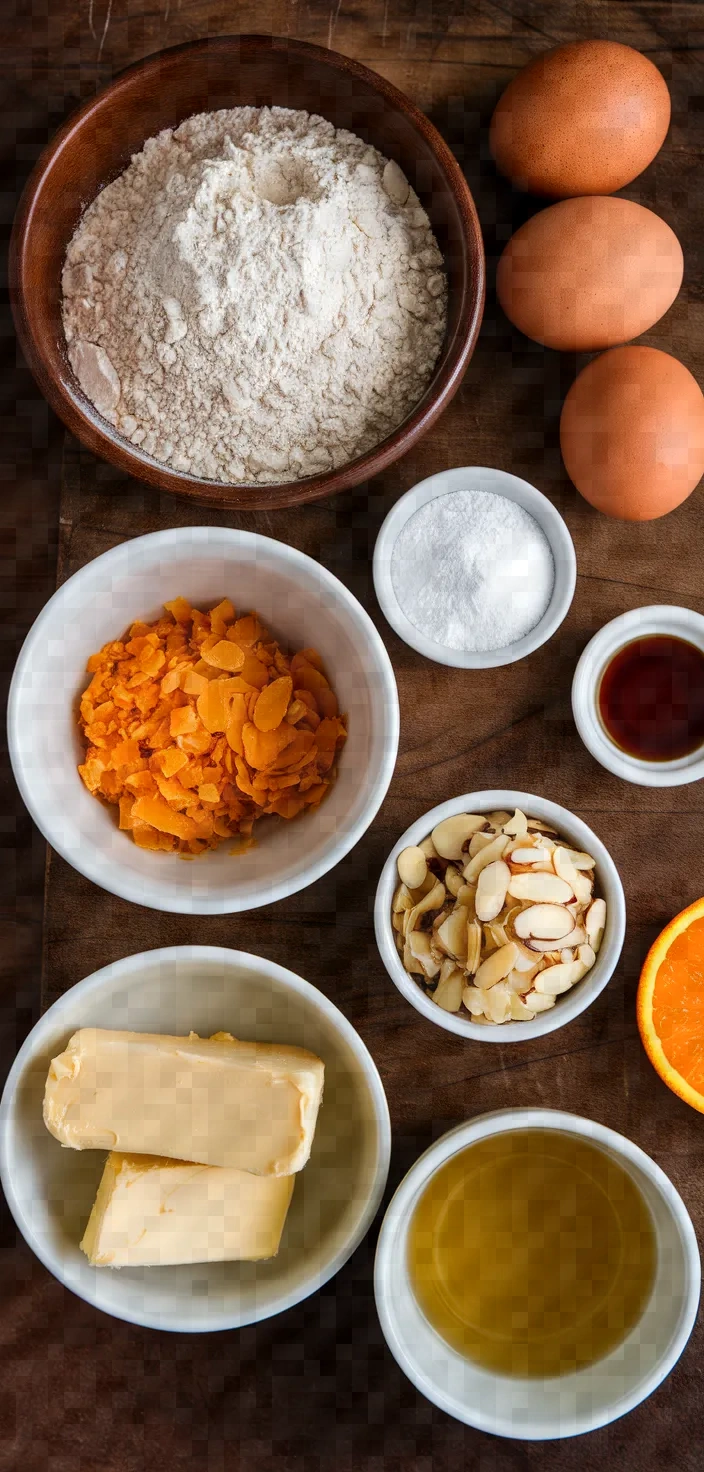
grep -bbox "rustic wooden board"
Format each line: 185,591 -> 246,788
4,2 -> 704,1468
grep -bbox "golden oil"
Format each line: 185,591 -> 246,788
408,1129 -> 656,1378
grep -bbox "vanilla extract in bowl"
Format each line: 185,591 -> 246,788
598,634 -> 704,762
407,1129 -> 656,1379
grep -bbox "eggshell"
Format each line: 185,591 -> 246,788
496,197 -> 683,352
490,39 -> 671,197
560,346 -> 704,521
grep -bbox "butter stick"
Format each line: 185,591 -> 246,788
43,1028 -> 324,1175
81,1152 -> 295,1268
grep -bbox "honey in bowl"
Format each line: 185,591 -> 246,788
408,1130 -> 656,1378
598,635 -> 704,762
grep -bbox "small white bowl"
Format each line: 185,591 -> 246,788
372,466 -> 576,668
0,945 -> 391,1333
572,605 -> 704,788
7,526 -> 399,914
375,1108 -> 700,1440
374,790 -> 625,1041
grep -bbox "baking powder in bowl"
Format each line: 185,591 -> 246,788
390,489 -> 555,653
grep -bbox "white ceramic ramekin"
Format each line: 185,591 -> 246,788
374,790 -> 625,1041
375,1108 -> 700,1440
372,466 -> 576,668
7,526 -> 399,913
572,605 -> 704,788
0,945 -> 391,1333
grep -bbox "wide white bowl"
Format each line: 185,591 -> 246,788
375,790 -> 625,1041
8,526 -> 399,913
372,466 -> 576,668
572,605 -> 704,788
0,945 -> 391,1333
375,1108 -> 700,1439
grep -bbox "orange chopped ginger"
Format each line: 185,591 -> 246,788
77,599 -> 347,857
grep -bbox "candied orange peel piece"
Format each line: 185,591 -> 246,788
77,598 -> 347,857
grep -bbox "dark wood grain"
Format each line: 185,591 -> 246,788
3,2 -> 704,1470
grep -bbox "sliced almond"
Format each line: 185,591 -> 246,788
525,924 -> 586,953
475,941 -> 518,990
508,872 -> 573,905
475,860 -> 511,923
578,943 -> 596,971
462,984 -> 486,1017
509,992 -> 536,1021
585,899 -> 606,953
392,883 -> 413,914
487,919 -> 509,949
418,835 -> 439,860
503,808 -> 528,837
403,939 -> 424,975
431,814 -> 486,861
526,819 -> 558,834
560,948 -> 576,965
534,959 -> 584,994
407,930 -> 441,980
436,905 -> 469,962
484,981 -> 512,1023
397,846 -> 428,890
524,990 -> 556,1012
488,810 -> 512,828
513,945 -> 543,973
433,968 -> 464,1012
507,964 -> 540,992
444,864 -> 463,898
553,846 -> 581,891
466,918 -> 482,974
392,912 -> 405,934
513,904 -> 575,942
564,848 -> 596,870
509,847 -> 550,866
468,830 -> 496,858
405,880 -> 445,934
463,833 -> 508,883
456,883 -> 476,911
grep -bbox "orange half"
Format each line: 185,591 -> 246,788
637,898 -> 704,1113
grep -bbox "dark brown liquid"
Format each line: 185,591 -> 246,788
598,635 -> 704,762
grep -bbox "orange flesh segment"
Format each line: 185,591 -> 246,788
650,915 -> 704,1091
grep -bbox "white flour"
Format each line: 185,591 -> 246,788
62,106 -> 447,484
390,490 -> 555,652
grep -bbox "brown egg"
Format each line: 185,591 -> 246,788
490,39 -> 671,197
496,197 -> 682,352
560,346 -> 704,521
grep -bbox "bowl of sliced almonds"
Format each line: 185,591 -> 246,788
375,791 -> 625,1040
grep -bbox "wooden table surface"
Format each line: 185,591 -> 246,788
3,2 -> 704,1468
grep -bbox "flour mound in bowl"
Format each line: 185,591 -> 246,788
61,106 -> 448,485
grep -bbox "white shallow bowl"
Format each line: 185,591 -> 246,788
572,605 -> 704,788
0,945 -> 391,1333
375,790 -> 625,1041
372,466 -> 576,668
375,1108 -> 700,1440
8,526 -> 399,913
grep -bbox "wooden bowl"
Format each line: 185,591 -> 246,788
10,35 -> 485,512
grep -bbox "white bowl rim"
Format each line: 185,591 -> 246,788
374,1106 -> 701,1440
572,605 -> 704,789
374,789 -> 626,1042
7,525 -> 400,914
0,944 -> 392,1333
372,466 -> 577,669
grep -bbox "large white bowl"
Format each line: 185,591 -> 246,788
375,1109 -> 700,1439
8,526 -> 399,913
372,467 -> 576,669
0,945 -> 391,1333
375,790 -> 625,1041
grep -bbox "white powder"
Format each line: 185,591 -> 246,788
390,489 -> 555,652
61,106 -> 447,484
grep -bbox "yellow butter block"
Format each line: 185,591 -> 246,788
43,1028 -> 324,1175
81,1152 -> 295,1268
